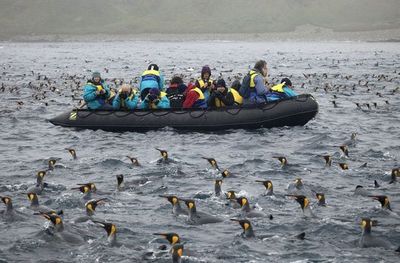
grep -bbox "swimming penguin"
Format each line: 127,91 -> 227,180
40,212 -> 84,244
155,148 -> 169,162
215,179 -> 223,196
27,192 -> 60,214
67,148 -> 77,159
315,193 -> 326,206
1,196 -> 25,221
225,190 -> 240,209
202,157 -> 220,170
48,159 -> 57,170
255,180 -> 274,196
27,171 -> 46,195
286,195 -> 314,217
389,168 -> 399,184
153,232 -> 181,245
73,198 -> 107,223
221,169 -> 231,178
354,185 -> 371,197
359,218 -> 399,250
369,195 -> 392,211
273,156 -> 288,167
236,197 -> 266,218
92,220 -> 117,246
339,163 -> 349,170
72,182 -> 97,200
230,219 -> 255,238
116,174 -> 149,191
339,145 -> 349,157
171,244 -> 184,263
126,156 -> 140,166
183,199 -> 223,225
322,155 -> 332,166
159,195 -> 188,216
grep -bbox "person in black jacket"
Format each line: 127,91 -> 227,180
207,79 -> 235,108
166,76 -> 187,108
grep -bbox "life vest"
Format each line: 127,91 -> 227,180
239,70 -> 259,99
197,78 -> 213,89
270,83 -> 285,93
141,69 -> 161,87
249,70 -> 258,88
106,89 -> 117,104
120,91 -> 136,109
149,91 -> 167,109
191,87 -> 207,108
214,88 -> 244,107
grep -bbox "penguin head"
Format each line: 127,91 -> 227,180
160,195 -> 179,205
85,199 -> 106,214
339,163 -> 349,170
75,183 -> 96,193
37,170 -> 46,179
392,168 -> 399,177
202,157 -> 217,167
67,148 -> 77,158
153,232 -> 180,245
126,156 -> 139,165
215,180 -> 223,187
273,156 -> 287,166
231,218 -> 252,231
48,159 -> 56,169
315,193 -> 325,203
351,132 -> 357,140
183,199 -> 196,211
294,178 -> 303,188
361,218 -> 372,232
323,155 -> 332,165
27,192 -> 38,202
41,213 -> 63,226
95,221 -> 117,237
340,145 -> 348,154
221,169 -> 230,178
156,148 -> 168,159
225,190 -> 236,200
1,196 -> 11,206
369,195 -> 391,209
236,197 -> 249,207
256,180 -> 273,190
288,195 -> 309,210
116,174 -> 124,187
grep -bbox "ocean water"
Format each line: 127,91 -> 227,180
0,40 -> 399,262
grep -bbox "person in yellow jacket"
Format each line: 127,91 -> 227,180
207,79 -> 243,108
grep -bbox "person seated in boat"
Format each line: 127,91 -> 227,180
266,78 -> 298,101
239,60 -> 269,104
139,63 -> 165,100
112,84 -> 139,110
166,76 -> 187,108
194,65 -> 215,100
83,71 -> 112,110
182,81 -> 208,109
207,79 -> 243,107
140,88 -> 170,109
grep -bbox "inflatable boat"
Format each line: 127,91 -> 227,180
48,94 -> 318,131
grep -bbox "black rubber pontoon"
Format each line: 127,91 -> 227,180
49,94 -> 318,132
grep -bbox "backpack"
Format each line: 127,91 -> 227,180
239,72 -> 252,99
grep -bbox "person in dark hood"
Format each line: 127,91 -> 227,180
208,78 -> 242,107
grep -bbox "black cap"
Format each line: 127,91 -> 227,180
216,79 -> 226,88
148,64 -> 159,71
281,78 -> 292,87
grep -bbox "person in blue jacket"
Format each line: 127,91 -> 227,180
112,84 -> 139,110
140,88 -> 170,109
239,60 -> 270,104
83,71 -> 112,110
139,64 -> 165,101
266,78 -> 298,101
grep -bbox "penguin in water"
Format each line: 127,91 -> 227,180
171,244 -> 184,263
27,171 -> 47,195
126,156 -> 140,166
215,179 -> 223,197
369,195 -> 392,211
315,193 -> 326,206
159,195 -> 188,216
183,199 -> 223,225
48,159 -> 57,171
225,190 -> 240,209
72,198 -> 107,223
286,195 -> 315,217
273,156 -> 288,167
39,212 -> 84,244
66,148 -> 77,159
236,197 -> 266,218
389,168 -> 399,184
287,178 -> 306,195
155,148 -> 169,163
359,218 -> 400,251
72,182 -> 96,201
202,157 -> 220,170
220,169 -> 231,178
354,185 -> 371,197
230,219 -> 255,238
339,145 -> 349,157
153,232 -> 181,245
1,196 -> 25,221
322,155 -> 332,167
92,220 -> 118,246
339,163 -> 349,170
116,174 -> 149,191
255,180 -> 274,196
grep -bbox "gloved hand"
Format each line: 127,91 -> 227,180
119,92 -> 127,100
153,99 -> 160,105
148,94 -> 157,101
96,89 -> 105,96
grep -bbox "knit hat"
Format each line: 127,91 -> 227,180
92,71 -> 101,78
201,66 -> 211,78
148,64 -> 159,71
216,79 -> 226,88
281,78 -> 292,87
